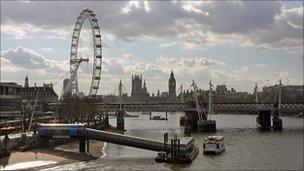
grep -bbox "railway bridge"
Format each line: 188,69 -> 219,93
47,101 -> 304,132
47,102 -> 304,112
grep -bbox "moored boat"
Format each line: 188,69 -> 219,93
203,136 -> 225,154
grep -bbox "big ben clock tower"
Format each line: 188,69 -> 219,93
168,70 -> 176,98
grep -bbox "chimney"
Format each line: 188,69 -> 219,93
34,83 -> 36,91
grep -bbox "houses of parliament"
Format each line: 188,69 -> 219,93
130,71 -> 177,102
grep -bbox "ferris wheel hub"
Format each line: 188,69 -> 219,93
70,58 -> 89,63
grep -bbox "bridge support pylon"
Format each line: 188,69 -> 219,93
197,120 -> 216,132
184,111 -> 216,132
257,110 -> 283,131
116,111 -> 125,131
257,110 -> 271,130
104,112 -> 109,128
180,116 -> 186,126
272,112 -> 282,131
79,137 -> 86,153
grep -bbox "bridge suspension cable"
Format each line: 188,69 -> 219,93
50,60 -> 70,83
190,80 -> 208,121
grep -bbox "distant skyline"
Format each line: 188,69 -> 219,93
1,1 -> 303,96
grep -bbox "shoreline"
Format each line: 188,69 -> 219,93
0,140 -> 105,170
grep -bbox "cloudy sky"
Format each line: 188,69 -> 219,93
1,0 -> 303,96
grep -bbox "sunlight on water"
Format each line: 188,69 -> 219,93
0,160 -> 57,170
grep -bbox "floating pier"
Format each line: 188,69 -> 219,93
37,124 -> 199,164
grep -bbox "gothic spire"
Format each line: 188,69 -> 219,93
170,70 -> 174,77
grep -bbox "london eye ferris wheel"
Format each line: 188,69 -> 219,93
62,9 -> 102,99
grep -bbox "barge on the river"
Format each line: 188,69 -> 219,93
155,136 -> 199,164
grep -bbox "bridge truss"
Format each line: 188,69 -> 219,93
48,102 -> 304,112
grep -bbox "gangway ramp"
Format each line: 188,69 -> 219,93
86,128 -> 171,152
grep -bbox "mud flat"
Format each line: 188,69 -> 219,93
0,140 -> 105,170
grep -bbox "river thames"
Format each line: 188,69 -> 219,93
41,113 -> 304,170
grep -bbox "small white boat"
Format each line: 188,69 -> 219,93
203,136 -> 225,154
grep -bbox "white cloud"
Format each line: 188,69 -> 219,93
121,0 -> 151,14
1,23 -> 32,39
1,1 -> 303,93
1,46 -> 301,94
160,41 -> 177,48
121,53 -> 134,61
270,71 -> 289,78
1,46 -> 69,89
255,64 -> 274,68
1,21 -> 71,40
1,1 -> 302,53
181,1 -> 210,16
2,46 -> 52,69
156,56 -> 225,68
43,35 -> 67,40
40,47 -> 55,52
18,0 -> 30,4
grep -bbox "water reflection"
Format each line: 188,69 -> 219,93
1,160 -> 57,170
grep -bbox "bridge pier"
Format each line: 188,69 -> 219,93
86,139 -> 90,152
272,117 -> 282,131
116,111 -> 125,131
184,111 -> 198,132
184,111 -> 216,132
257,110 -> 272,130
180,116 -> 186,126
104,112 -> 109,128
79,137 -> 86,153
197,120 -> 216,132
272,111 -> 282,131
257,110 -> 283,131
